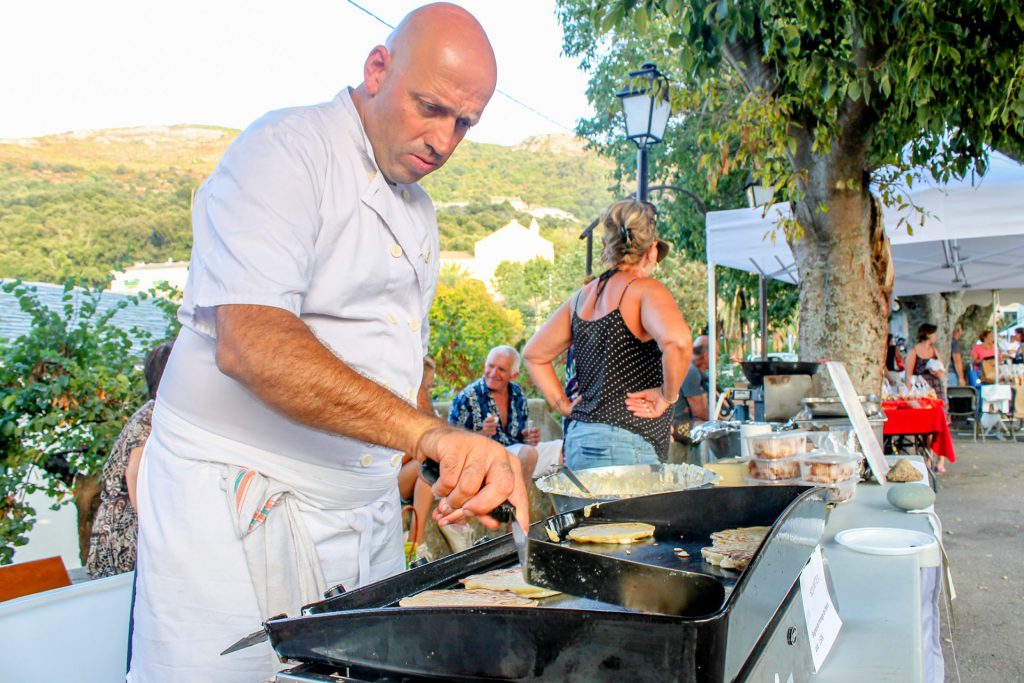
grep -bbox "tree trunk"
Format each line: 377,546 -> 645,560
901,292 -> 966,365
790,163 -> 894,396
958,303 -> 994,348
73,473 -> 102,567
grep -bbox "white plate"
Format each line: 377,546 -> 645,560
834,527 -> 937,556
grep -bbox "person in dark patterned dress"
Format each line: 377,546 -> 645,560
523,200 -> 694,469
87,341 -> 173,578
903,324 -> 949,473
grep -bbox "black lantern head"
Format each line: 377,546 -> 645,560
616,62 -> 672,150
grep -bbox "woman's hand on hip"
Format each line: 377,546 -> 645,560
626,388 -> 671,419
553,394 -> 581,417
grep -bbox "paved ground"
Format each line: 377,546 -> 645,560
935,436 -> 1024,682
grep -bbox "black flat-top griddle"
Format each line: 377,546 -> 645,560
266,485 -> 829,682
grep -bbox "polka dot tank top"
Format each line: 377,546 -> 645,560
569,278 -> 672,460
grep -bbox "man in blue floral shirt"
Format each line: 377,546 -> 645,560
449,345 -> 540,479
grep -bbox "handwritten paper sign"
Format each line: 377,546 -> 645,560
800,545 -> 842,672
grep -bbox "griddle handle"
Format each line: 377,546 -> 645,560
419,459 -> 516,523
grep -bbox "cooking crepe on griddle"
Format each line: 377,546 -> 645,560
399,588 -> 539,608
701,526 -> 770,570
566,522 -> 656,544
460,567 -> 560,598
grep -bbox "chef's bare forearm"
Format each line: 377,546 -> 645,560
215,304 -> 442,455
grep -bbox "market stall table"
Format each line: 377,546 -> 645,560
812,458 -> 945,683
882,397 -> 956,463
706,457 -> 944,682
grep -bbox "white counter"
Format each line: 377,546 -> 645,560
814,462 -> 942,682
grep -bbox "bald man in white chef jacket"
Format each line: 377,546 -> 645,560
127,5 -> 528,681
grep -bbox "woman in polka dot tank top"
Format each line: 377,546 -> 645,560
523,200 -> 694,468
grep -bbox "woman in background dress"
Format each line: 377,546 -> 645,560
87,340 -> 173,577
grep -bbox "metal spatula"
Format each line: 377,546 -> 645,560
560,465 -> 592,495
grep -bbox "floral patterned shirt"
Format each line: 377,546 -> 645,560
86,400 -> 153,578
448,378 -> 528,447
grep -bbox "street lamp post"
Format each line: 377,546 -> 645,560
616,63 -> 672,201
580,63 -> 677,276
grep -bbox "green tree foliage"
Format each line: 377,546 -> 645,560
656,250 -> 714,332
494,257 -> 560,332
0,160 -> 194,283
428,279 -> 524,398
421,135 -> 614,221
0,279 -> 180,564
0,129 -> 614,284
540,16 -> 800,345
493,244 -> 597,334
557,0 -> 1024,391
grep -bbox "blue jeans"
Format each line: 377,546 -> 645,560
564,421 -> 658,470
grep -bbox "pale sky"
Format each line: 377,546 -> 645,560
0,0 -> 594,146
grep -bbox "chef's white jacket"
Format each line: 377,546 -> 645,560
158,87 -> 439,474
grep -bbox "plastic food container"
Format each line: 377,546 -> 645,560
799,454 -> 860,484
747,456 -> 801,481
739,423 -> 773,458
744,431 -> 807,459
804,431 -> 831,453
745,476 -> 801,486
801,478 -> 857,504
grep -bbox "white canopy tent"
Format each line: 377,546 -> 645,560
704,151 -> 1024,405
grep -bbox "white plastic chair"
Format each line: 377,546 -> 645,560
980,384 -> 1016,441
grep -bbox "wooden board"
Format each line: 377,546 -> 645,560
0,556 -> 71,602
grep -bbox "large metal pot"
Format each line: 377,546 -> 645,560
535,463 -> 721,514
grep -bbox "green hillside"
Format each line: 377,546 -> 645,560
0,127 -> 612,283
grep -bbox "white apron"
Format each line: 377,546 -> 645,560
127,403 -> 405,683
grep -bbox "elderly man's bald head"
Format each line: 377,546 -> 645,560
353,3 -> 497,184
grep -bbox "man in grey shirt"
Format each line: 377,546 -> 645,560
673,335 -> 710,441
948,323 -> 964,386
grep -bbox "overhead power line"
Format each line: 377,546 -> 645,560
345,0 -> 575,133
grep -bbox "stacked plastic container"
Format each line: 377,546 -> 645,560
744,431 -> 806,485
743,430 -> 862,503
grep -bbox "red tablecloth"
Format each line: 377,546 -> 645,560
882,398 -> 956,462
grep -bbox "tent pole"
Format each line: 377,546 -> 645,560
708,261 -> 717,416
759,274 -> 768,361
993,289 -> 1000,384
